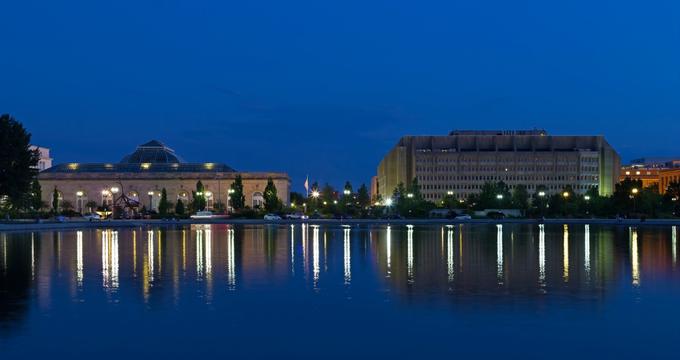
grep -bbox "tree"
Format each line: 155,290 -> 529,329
343,181 -> 353,196
357,184 -> 370,209
230,175 -> 245,210
407,177 -> 423,200
290,192 -> 305,207
512,185 -> 530,215
0,114 -> 39,209
158,188 -> 170,217
263,177 -> 280,212
192,181 -> 207,211
52,187 -> 60,213
29,179 -> 42,211
175,199 -> 186,215
60,200 -> 74,213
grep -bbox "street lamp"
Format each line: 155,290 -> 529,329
110,187 -> 119,219
496,194 -> 503,200
385,198 -> 393,206
147,191 -> 154,212
311,190 -> 320,198
562,192 -> 570,198
584,195 -> 591,201
407,193 -> 414,198
343,189 -> 351,196
538,191 -> 546,197
631,188 -> 639,195
447,190 -> 454,196
76,191 -> 83,213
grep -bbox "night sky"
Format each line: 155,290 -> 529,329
2,0 -> 679,193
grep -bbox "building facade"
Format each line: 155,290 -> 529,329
619,166 -> 663,191
37,141 -> 290,213
376,130 -> 620,201
659,168 -> 680,195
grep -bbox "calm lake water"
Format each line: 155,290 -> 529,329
1,223 -> 679,358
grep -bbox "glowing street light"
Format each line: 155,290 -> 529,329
584,195 -> 591,201
496,194 -> 504,200
343,189 -> 351,195
407,193 -> 414,198
562,192 -> 570,198
311,190 -> 320,198
447,190 -> 454,196
538,191 -> 546,197
385,198 -> 393,206
631,188 -> 639,195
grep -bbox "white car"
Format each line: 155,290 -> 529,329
83,213 -> 101,221
191,211 -> 215,219
455,214 -> 472,220
264,214 -> 282,221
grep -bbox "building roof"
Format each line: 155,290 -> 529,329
40,140 -> 236,174
120,140 -> 184,164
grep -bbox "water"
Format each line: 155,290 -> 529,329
1,223 -> 679,358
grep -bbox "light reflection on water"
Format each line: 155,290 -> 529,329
2,223 -> 680,357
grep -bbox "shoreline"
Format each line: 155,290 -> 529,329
1,217 -> 679,232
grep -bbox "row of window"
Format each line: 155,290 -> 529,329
417,175 -> 600,183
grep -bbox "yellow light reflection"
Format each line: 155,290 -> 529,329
290,224 -> 295,274
147,230 -> 155,282
631,227 -> 640,286
344,226 -> 351,285
205,228 -> 212,277
539,224 -> 546,287
496,224 -> 503,284
563,224 -> 569,283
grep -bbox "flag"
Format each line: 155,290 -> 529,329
304,176 -> 309,195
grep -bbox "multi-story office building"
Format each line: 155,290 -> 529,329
376,130 -> 620,202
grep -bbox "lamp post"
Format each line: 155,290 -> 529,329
76,191 -> 83,213
631,188 -> 639,214
147,191 -> 154,212
228,188 -> 235,213
538,191 -> 546,219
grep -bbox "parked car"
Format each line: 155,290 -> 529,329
190,211 -> 229,219
83,213 -> 101,221
286,212 -> 309,220
264,213 -> 282,221
455,214 -> 472,220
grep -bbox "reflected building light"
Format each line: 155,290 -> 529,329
31,233 -> 35,280
539,224 -> 546,287
1,233 -> 6,273
631,227 -> 640,286
205,228 -> 212,277
584,225 -> 591,282
386,226 -> 392,278
147,230 -> 155,283
102,230 -> 119,291
496,224 -> 503,284
407,225 -> 414,283
313,225 -> 320,288
157,230 -> 162,274
132,230 -> 137,277
227,228 -> 236,289
673,226 -> 677,267
196,229 -> 204,279
290,224 -> 295,275
447,227 -> 454,283
302,224 -> 309,277
344,227 -> 351,285
77,231 -> 83,286
182,230 -> 187,272
563,224 -> 569,283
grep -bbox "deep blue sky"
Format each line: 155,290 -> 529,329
2,0 -> 679,192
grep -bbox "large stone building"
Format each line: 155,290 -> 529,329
376,130 -> 620,201
38,140 -> 290,213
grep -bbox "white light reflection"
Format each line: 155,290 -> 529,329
76,231 -> 83,286
386,226 -> 392,278
196,229 -> 204,279
302,223 -> 308,278
343,226 -> 351,285
563,224 -> 569,283
584,225 -> 591,282
672,226 -> 677,267
496,224 -> 503,284
312,225 -> 320,288
102,230 -> 119,291
407,225 -> 414,283
631,227 -> 640,286
447,226 -> 454,283
539,224 -> 546,287
227,228 -> 236,289
147,230 -> 155,283
205,228 -> 212,277
31,233 -> 35,279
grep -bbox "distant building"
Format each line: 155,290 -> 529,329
30,145 -> 52,171
619,166 -> 663,190
376,130 -> 620,202
620,157 -> 680,193
659,168 -> 680,195
38,140 -> 290,213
